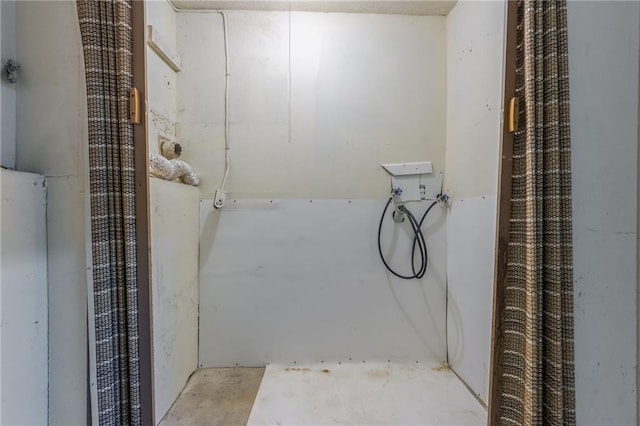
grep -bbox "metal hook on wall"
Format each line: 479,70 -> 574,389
3,59 -> 21,84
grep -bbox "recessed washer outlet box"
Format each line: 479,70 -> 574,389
381,161 -> 440,202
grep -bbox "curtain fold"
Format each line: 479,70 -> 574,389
500,0 -> 576,424
76,1 -> 141,424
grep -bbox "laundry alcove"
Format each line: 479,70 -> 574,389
0,1 -> 637,425
144,1 -> 503,424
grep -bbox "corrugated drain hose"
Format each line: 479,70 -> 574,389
149,152 -> 200,186
377,198 -> 438,280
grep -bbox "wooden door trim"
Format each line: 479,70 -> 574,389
132,0 -> 155,424
488,1 -> 518,424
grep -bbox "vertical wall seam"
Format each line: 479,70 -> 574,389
288,2 -> 292,146
636,4 -> 640,420
43,176 -> 50,426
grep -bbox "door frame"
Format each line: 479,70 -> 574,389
130,1 -> 520,424
132,0 -> 155,424
487,0 -> 517,424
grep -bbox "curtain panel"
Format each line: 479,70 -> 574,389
76,0 -> 142,424
500,0 -> 576,425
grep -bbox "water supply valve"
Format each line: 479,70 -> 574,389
391,188 -> 405,223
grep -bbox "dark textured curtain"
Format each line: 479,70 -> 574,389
76,1 -> 141,424
500,0 -> 576,425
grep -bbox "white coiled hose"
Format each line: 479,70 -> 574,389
149,152 -> 200,186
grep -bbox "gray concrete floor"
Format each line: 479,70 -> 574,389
159,368 -> 265,426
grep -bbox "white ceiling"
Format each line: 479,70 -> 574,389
168,0 -> 457,16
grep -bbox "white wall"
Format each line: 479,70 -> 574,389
150,179 -> 199,423
146,4 -> 201,421
444,0 -> 504,404
0,169 -> 48,426
568,2 -> 639,425
1,1 -> 16,169
177,11 -> 449,366
147,0 -> 178,156
199,198 -> 447,366
0,4 -> 2,415
12,1 -> 90,424
177,11 -> 446,199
